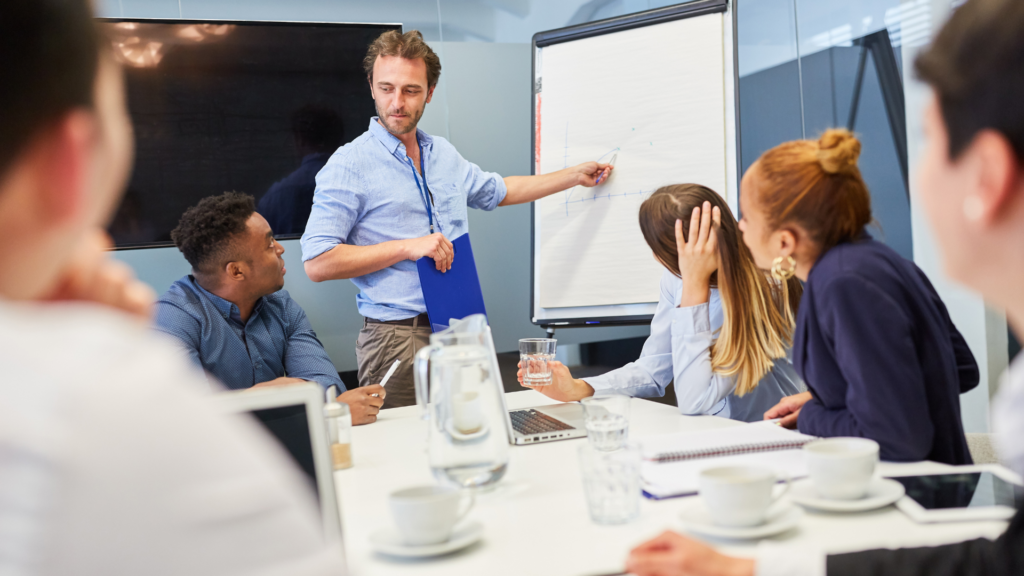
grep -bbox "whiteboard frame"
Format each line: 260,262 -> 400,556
530,0 -> 740,328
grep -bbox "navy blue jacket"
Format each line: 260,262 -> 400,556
794,238 -> 978,465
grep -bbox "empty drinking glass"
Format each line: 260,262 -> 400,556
519,338 -> 557,386
578,442 -> 641,525
581,395 -> 631,451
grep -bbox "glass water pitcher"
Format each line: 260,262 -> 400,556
414,315 -> 510,489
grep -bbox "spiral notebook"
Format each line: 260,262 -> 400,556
641,421 -> 817,500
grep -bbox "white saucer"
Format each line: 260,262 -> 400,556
370,522 -> 483,558
679,501 -> 803,540
790,478 -> 906,513
445,421 -> 490,442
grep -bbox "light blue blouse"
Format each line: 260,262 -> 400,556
584,270 -> 805,422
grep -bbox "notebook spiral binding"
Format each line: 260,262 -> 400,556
651,438 -> 815,463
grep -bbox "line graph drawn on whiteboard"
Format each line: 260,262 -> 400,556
556,127 -> 652,217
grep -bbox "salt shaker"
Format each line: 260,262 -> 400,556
324,387 -> 353,470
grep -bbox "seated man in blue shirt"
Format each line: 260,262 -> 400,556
155,192 -> 384,424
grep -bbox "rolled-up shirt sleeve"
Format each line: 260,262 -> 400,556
460,154 -> 507,211
300,151 -> 366,262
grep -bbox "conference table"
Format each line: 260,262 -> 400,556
333,391 -> 1007,576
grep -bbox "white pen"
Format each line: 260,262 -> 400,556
594,152 -> 617,185
372,359 -> 401,397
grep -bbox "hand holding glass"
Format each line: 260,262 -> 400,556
519,338 -> 556,386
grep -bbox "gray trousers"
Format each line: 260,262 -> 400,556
355,317 -> 431,409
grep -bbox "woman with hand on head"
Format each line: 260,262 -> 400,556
745,128 -> 978,465
519,184 -> 804,422
625,1 -> 1024,575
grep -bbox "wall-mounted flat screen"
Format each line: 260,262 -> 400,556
98,19 -> 399,249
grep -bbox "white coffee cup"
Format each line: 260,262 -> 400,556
804,437 -> 879,500
698,466 -> 789,528
389,485 -> 474,546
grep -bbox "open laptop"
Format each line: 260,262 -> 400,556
449,315 -> 588,445
211,384 -> 346,560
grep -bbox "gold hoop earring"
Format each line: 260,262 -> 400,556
771,256 -> 796,281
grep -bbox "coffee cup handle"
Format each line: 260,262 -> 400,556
456,491 -> 475,524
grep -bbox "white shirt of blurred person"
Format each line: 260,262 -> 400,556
623,0 -> 1024,575
0,1 -> 345,574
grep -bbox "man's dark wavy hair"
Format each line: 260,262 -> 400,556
171,192 -> 255,274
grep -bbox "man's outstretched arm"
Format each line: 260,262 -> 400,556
499,162 -> 612,206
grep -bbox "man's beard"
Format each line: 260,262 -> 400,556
376,101 -> 424,136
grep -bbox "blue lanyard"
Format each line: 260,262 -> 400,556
405,141 -> 436,234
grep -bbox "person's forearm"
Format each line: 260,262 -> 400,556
500,168 -> 581,206
680,279 -> 711,308
304,240 -> 410,282
252,377 -> 307,388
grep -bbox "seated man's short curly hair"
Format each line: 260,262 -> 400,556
171,192 -> 255,274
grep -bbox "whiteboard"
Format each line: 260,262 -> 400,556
530,0 -> 739,327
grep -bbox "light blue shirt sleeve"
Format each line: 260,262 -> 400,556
584,270 -> 733,416
459,153 -> 507,211
300,150 -> 366,262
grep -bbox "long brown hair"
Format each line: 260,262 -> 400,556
755,129 -> 872,253
639,184 -> 802,396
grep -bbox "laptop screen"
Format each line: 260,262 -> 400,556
251,404 -> 319,504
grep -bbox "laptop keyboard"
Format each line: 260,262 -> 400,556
510,409 -> 576,436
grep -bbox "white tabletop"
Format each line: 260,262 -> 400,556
334,391 -> 1007,576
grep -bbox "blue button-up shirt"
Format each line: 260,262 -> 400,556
300,118 -> 508,321
153,275 -> 343,391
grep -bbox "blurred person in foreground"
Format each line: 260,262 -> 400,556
623,0 -> 1024,574
0,1 -> 346,573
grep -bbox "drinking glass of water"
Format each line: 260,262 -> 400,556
519,338 -> 557,386
581,395 -> 630,451
578,442 -> 641,525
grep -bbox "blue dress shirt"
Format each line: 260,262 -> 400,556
153,276 -> 343,391
300,118 -> 508,321
794,237 -> 978,464
585,270 -> 805,422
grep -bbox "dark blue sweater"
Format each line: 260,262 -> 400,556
794,238 -> 978,465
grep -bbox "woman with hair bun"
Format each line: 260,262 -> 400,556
743,128 -> 979,465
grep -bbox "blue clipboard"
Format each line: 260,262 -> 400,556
416,233 -> 488,332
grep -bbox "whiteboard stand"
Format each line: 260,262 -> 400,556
529,0 -> 740,329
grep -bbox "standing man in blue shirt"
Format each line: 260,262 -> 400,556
156,192 -> 385,424
302,30 -> 612,407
